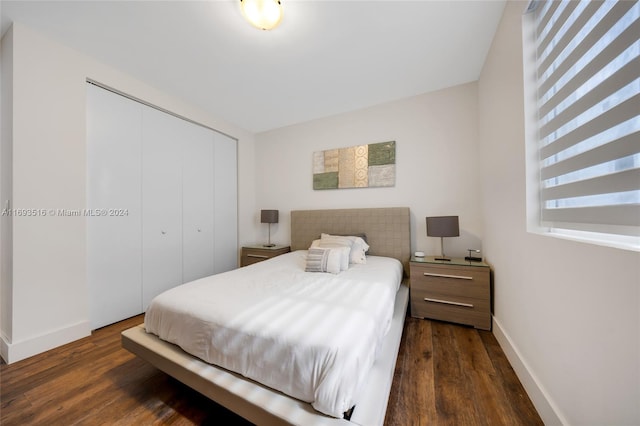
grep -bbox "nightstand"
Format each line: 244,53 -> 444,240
241,245 -> 291,267
410,256 -> 491,330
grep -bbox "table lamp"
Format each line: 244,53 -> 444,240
261,209 -> 279,247
426,216 -> 459,261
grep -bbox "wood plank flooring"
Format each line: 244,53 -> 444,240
386,318 -> 542,426
1,315 -> 542,425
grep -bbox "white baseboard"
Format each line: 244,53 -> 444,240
492,316 -> 567,425
0,320 -> 91,364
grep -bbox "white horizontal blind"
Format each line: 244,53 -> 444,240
534,0 -> 640,236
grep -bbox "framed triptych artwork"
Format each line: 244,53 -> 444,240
313,141 -> 396,190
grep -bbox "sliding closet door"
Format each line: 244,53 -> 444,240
213,132 -> 238,273
141,106 -> 183,308
88,83 -> 238,324
87,84 -> 143,330
182,125 -> 215,283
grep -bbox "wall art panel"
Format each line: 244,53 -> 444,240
313,141 -> 395,190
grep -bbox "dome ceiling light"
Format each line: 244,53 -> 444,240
240,0 -> 283,30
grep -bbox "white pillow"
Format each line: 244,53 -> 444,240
320,233 -> 369,264
310,239 -> 350,271
305,247 -> 344,274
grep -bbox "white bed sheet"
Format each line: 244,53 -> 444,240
144,250 -> 402,418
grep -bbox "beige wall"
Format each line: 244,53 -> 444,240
0,23 -> 257,363
255,82 -> 484,257
478,2 -> 639,424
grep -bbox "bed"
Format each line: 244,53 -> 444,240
122,207 -> 411,425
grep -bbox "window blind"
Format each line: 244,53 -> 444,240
533,0 -> 640,236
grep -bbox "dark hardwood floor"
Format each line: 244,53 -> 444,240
1,315 -> 542,425
386,318 -> 542,426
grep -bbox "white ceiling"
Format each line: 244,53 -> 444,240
1,0 -> 506,133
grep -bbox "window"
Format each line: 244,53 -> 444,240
526,0 -> 640,249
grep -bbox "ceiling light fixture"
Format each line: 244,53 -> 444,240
240,0 -> 283,30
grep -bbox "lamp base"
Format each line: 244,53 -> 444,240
263,243 -> 275,248
435,238 -> 452,261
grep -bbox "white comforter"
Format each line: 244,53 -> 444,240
144,250 -> 402,417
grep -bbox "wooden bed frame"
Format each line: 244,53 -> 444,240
122,207 -> 411,425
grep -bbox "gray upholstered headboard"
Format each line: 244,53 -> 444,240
290,207 -> 411,275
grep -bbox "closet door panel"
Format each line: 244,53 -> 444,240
142,107 -> 183,308
87,84 -> 143,329
182,125 -> 215,283
213,133 -> 238,273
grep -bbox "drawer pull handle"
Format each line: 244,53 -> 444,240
247,254 -> 269,259
423,272 -> 473,280
424,297 -> 474,308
